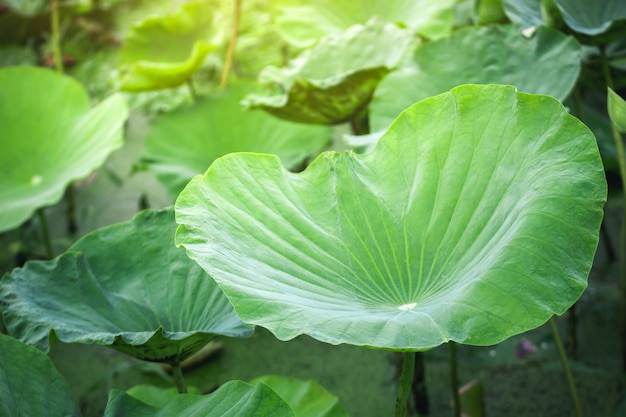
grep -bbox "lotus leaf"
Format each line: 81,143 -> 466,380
243,18 -> 415,124
501,0 -> 542,29
555,0 -> 626,35
0,207 -> 253,363
104,381 -> 295,417
274,0 -> 456,47
143,82 -> 331,196
0,66 -> 127,233
118,0 -> 220,91
175,84 -> 606,351
0,333 -> 81,417
251,375 -> 349,417
608,87 -> 626,133
370,24 -> 581,132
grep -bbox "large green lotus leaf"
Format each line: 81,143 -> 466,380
243,18 -> 415,125
251,375 -> 349,417
555,0 -> 626,35
104,380 -> 295,417
175,84 -> 606,351
117,0 -> 220,91
608,87 -> 626,133
370,24 -> 581,132
0,208 -> 253,363
275,0 -> 456,47
143,82 -> 331,196
0,334 -> 80,417
0,66 -> 127,233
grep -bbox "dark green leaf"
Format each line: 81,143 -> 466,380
0,208 -> 253,363
0,333 -> 80,417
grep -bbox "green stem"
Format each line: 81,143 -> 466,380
187,79 -> 198,102
220,0 -> 242,89
36,209 -> 54,259
396,351 -> 415,417
171,362 -> 188,394
412,352 -> 429,416
449,342 -> 461,417
65,184 -> 78,236
50,0 -> 63,74
349,107 -> 370,136
600,46 -> 626,372
550,317 -> 583,417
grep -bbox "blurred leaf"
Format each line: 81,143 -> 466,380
251,375 -> 349,417
118,0 -> 221,91
126,385 -> 201,407
0,208 -> 253,363
555,0 -> 626,36
275,0 -> 456,47
0,66 -> 127,233
243,18 -> 415,124
371,24 -> 581,132
175,85 -> 605,350
502,0 -> 542,29
143,82 -> 331,195
608,88 -> 626,133
0,333 -> 80,417
104,381 -> 295,417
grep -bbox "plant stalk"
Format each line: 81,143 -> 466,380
50,0 -> 64,74
449,341 -> 461,417
220,0 -> 242,89
65,184 -> 78,236
412,352 -> 429,416
600,46 -> 626,372
550,317 -> 583,417
171,362 -> 188,394
36,209 -> 54,259
187,79 -> 198,102
396,351 -> 415,417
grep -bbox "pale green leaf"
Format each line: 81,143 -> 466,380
143,82 -> 330,195
104,381 -> 295,417
608,87 -> 626,133
275,0 -> 456,47
0,66 -> 127,233
251,375 -> 349,417
176,84 -> 606,351
118,0 -> 220,91
371,24 -> 581,131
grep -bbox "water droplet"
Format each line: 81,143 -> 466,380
30,175 -> 42,185
398,302 -> 417,311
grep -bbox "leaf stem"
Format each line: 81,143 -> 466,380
396,351 -> 415,417
50,0 -> 64,74
65,184 -> 78,236
449,341 -> 461,417
600,46 -> 626,372
220,0 -> 242,89
171,362 -> 188,394
550,317 -> 583,417
187,79 -> 198,102
36,209 -> 54,259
